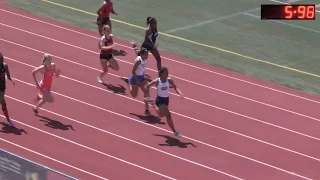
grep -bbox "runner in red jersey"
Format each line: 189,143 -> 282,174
32,53 -> 60,114
97,25 -> 119,84
96,0 -> 118,35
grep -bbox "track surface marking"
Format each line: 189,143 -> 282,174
0,4 -> 320,180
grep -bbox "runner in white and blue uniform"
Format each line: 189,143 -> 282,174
145,67 -> 184,138
123,47 -> 151,116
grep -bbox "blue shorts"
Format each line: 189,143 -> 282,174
129,74 -> 146,85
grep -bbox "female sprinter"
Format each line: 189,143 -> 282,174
133,16 -> 162,71
145,67 -> 183,137
125,47 -> 151,115
32,53 -> 60,114
96,0 -> 118,35
0,53 -> 15,126
97,24 -> 119,84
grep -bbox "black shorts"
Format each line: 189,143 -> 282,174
100,53 -> 113,61
156,96 -> 169,107
97,16 -> 110,25
141,42 -> 154,51
0,83 -> 5,93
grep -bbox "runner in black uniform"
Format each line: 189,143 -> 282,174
133,16 -> 162,71
0,53 -> 15,126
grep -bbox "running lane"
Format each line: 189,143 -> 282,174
1,10 -> 320,139
0,4 -> 320,180
1,25 -> 319,158
0,7 -> 319,120
1,44 -> 319,180
0,105 -> 168,180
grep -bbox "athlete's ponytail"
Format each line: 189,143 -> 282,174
0,53 -> 3,61
146,16 -> 156,25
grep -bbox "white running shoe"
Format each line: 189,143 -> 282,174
174,131 -> 182,138
97,77 -> 103,84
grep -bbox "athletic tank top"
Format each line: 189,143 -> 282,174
134,56 -> 147,76
147,26 -> 158,44
157,78 -> 169,98
100,35 -> 113,55
40,65 -> 55,87
100,2 -> 113,18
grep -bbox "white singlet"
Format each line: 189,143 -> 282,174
134,56 -> 147,76
157,78 -> 169,98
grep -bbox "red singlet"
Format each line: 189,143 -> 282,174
100,2 -> 113,18
100,36 -> 113,55
39,65 -> 55,93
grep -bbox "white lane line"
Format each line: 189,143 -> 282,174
2,99 -> 241,180
0,138 -> 108,180
2,32 -> 320,143
0,116 -> 177,180
3,78 -> 316,180
164,8 -> 259,33
5,56 -> 320,163
3,39 -> 320,144
1,8 -> 320,106
1,24 -> 320,126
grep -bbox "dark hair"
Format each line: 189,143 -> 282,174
158,67 -> 168,77
137,47 -> 148,56
0,53 -> 3,61
146,16 -> 156,25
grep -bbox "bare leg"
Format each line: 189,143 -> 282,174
139,80 -> 150,115
0,91 -> 13,126
129,84 -> 139,98
98,59 -> 109,83
34,94 -> 45,114
165,111 -> 176,132
150,48 -> 162,71
158,105 -> 181,137
98,24 -> 103,36
34,91 -> 53,114
107,57 -> 120,71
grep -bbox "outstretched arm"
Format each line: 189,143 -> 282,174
168,78 -> 184,98
145,78 -> 158,89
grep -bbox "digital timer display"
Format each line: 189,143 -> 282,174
261,4 -> 315,20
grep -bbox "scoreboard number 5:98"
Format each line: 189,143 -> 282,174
285,5 -> 315,19
261,4 -> 316,20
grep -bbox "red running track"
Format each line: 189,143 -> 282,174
0,3 -> 320,180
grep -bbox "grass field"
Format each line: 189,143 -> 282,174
6,0 -> 320,95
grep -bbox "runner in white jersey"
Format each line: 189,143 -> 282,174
123,47 -> 151,115
145,67 -> 184,138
